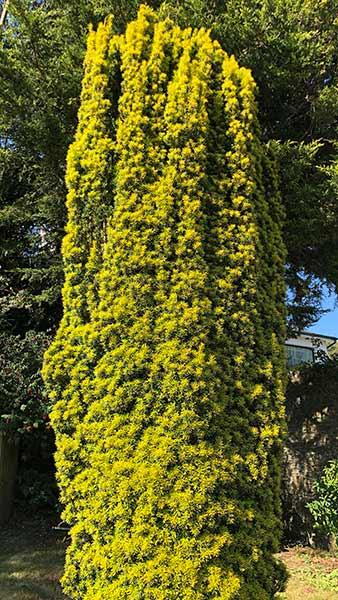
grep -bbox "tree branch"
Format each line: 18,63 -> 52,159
0,0 -> 9,28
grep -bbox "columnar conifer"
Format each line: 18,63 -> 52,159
43,6 -> 287,599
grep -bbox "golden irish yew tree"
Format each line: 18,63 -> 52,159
43,6 -> 287,599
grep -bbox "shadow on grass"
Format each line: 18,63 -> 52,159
0,514 -> 67,600
3,515 -> 338,600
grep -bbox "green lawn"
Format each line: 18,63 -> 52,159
2,516 -> 338,599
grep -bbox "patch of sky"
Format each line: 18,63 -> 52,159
308,287 -> 338,337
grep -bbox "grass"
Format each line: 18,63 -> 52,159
0,514 -> 66,600
277,547 -> 338,599
2,516 -> 338,599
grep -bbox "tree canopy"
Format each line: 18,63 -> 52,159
1,0 -> 338,342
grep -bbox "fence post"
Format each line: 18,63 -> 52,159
0,432 -> 19,525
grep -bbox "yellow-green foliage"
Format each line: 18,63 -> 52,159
43,6 -> 287,599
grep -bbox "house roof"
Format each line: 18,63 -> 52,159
300,331 -> 338,342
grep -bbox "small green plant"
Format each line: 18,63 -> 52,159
308,460 -> 338,549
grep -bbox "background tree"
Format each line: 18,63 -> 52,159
0,0 -> 82,506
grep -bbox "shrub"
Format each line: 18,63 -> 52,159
0,331 -> 58,510
43,6 -> 287,599
0,331 -> 51,435
308,460 -> 338,548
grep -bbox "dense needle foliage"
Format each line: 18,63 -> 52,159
43,6 -> 287,599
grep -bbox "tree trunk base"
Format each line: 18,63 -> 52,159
0,433 -> 19,525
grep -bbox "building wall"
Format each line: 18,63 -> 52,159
286,333 -> 332,353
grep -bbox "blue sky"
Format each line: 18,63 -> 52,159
308,292 -> 338,337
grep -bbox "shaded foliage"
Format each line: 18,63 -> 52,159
0,331 -> 51,434
0,330 -> 58,510
283,355 -> 338,544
